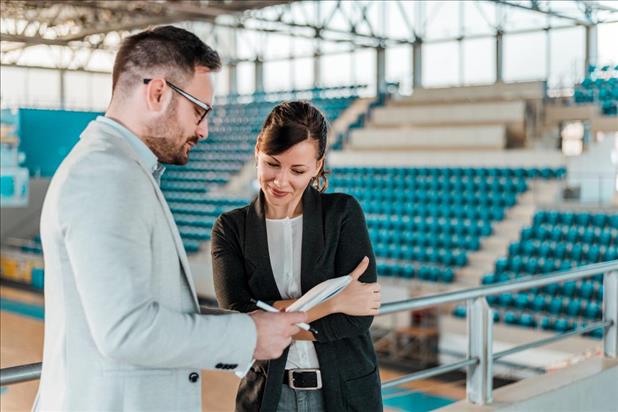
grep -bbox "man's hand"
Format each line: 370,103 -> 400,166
249,311 -> 307,360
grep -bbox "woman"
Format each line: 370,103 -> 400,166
211,101 -> 382,412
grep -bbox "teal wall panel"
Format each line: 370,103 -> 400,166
17,108 -> 102,177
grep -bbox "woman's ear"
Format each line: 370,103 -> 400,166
315,158 -> 325,177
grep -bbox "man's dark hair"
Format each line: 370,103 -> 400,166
112,25 -> 221,96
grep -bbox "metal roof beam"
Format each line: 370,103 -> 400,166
1,34 -> 69,47
491,0 -> 591,25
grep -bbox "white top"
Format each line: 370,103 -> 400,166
266,215 -> 320,369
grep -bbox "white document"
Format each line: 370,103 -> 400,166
285,275 -> 352,312
236,275 -> 352,378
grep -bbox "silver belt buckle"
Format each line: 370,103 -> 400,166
288,368 -> 322,390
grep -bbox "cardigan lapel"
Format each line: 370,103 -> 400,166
299,186 -> 326,294
244,191 -> 282,301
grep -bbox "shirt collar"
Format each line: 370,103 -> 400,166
96,116 -> 164,180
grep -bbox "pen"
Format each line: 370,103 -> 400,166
250,298 -> 319,335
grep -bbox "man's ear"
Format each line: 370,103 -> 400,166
145,78 -> 170,112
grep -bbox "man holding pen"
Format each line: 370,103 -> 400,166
34,26 -> 305,412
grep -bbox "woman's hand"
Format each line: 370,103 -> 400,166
330,256 -> 381,316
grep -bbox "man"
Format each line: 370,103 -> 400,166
34,26 -> 306,411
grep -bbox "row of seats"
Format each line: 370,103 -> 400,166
486,292 -> 602,319
533,210 -> 618,227
220,93 -> 359,106
494,254 -> 612,276
573,65 -> 618,115
349,193 -> 519,209
368,219 -> 492,237
166,163 -> 244,173
360,206 -> 502,222
189,152 -> 252,162
452,305 -> 604,339
378,261 -> 455,283
465,209 -> 614,338
521,225 -> 617,244
331,178 -> 529,194
21,242 -> 43,255
482,275 -> 604,300
328,167 -> 567,283
507,240 -> 617,261
331,167 -> 566,179
164,171 -> 233,183
168,201 -> 247,217
190,144 -> 253,153
373,243 -> 469,267
370,230 -> 482,251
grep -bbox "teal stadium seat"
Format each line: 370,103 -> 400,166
480,210 -> 615,338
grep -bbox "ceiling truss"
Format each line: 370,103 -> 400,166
1,0 -> 616,74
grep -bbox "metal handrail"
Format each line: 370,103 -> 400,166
1,260 -> 617,406
380,319 -> 614,389
493,320 -> 611,360
0,363 -> 41,386
379,260 -> 618,315
378,260 -> 618,403
381,358 -> 479,389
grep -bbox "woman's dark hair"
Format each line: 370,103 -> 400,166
257,101 -> 330,192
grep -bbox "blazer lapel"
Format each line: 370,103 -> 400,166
244,191 -> 282,300
300,187 -> 326,293
91,124 -> 200,311
149,181 -> 200,310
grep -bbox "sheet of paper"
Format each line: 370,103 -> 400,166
285,275 -> 352,312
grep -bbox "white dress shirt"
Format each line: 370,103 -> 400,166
266,215 -> 320,369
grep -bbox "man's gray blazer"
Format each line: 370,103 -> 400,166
34,119 -> 256,411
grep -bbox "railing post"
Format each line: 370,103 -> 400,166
467,297 -> 493,405
603,271 -> 617,358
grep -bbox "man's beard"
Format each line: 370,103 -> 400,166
143,103 -> 195,165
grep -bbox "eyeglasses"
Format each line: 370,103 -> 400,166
143,78 -> 212,125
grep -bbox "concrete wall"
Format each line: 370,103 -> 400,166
567,135 -> 617,204
371,101 -> 526,127
438,358 -> 618,412
328,149 -> 566,168
395,81 -> 546,104
544,105 -> 618,134
348,125 -> 506,150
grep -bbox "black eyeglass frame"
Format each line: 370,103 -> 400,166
143,78 -> 212,125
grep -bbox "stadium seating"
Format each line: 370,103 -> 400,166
7,91 -> 359,296
573,64 -> 618,116
161,93 -> 358,252
453,209 -> 616,339
329,167 -> 567,284
20,235 -> 43,255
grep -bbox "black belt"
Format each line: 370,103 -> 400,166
283,369 -> 323,390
